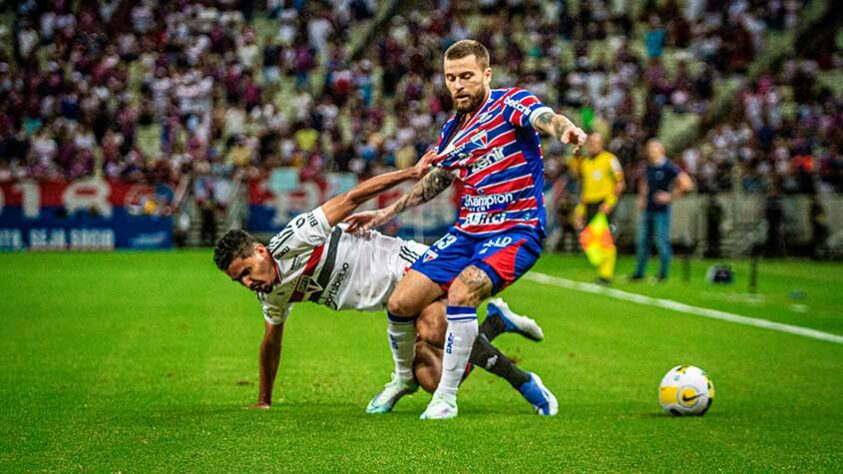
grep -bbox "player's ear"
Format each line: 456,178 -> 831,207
484,67 -> 492,84
255,243 -> 268,257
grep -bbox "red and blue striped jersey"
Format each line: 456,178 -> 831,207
434,87 -> 553,236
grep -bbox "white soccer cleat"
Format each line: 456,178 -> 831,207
486,298 -> 544,342
365,373 -> 419,414
419,392 -> 458,420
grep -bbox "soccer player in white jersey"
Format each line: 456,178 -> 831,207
347,40 -> 586,419
213,156 -> 558,415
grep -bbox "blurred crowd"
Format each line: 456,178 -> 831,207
0,0 -> 375,187
679,57 -> 843,194
0,0 -> 839,206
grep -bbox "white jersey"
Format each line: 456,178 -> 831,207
258,207 -> 428,326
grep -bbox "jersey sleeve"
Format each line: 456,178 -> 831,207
608,154 -> 624,180
266,207 -> 332,259
263,301 -> 293,325
668,161 -> 682,182
501,88 -> 554,129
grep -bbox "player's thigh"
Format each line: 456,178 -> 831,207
416,301 -> 447,347
447,265 -> 494,307
388,269 -> 445,317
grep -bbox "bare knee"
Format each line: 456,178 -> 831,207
388,271 -> 444,317
387,290 -> 419,317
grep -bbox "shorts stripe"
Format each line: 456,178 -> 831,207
399,245 -> 420,265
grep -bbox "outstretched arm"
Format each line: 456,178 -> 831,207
532,111 -> 587,153
319,151 -> 434,227
247,321 -> 285,409
344,166 -> 455,232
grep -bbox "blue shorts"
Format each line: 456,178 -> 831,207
411,228 -> 543,295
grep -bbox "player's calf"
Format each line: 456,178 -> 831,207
416,301 -> 447,347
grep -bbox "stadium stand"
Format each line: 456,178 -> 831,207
0,0 -> 840,253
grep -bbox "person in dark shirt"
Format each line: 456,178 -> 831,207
631,139 -> 693,281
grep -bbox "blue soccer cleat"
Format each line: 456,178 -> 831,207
365,373 -> 419,414
486,298 -> 544,342
518,372 -> 559,416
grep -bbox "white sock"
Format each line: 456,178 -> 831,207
387,313 -> 417,381
436,306 -> 479,399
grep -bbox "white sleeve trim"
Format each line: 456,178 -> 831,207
528,106 -> 555,129
312,206 -> 332,235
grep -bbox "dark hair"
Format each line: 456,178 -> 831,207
213,229 -> 258,271
444,40 -> 490,69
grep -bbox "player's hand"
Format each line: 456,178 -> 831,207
245,401 -> 271,410
345,209 -> 391,232
575,215 -> 585,231
598,203 -> 611,215
409,149 -> 437,180
654,191 -> 672,205
562,126 -> 587,153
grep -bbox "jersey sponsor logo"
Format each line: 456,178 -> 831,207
289,254 -> 305,271
276,245 -> 292,258
323,262 -> 350,310
477,112 -> 493,124
307,212 -> 319,227
504,97 -> 532,116
462,192 -> 514,211
478,236 -> 513,255
463,212 -> 506,226
467,147 -> 505,175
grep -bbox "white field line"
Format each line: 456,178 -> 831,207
524,272 -> 843,345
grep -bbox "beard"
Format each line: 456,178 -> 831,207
452,87 -> 487,113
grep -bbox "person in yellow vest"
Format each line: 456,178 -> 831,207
574,133 -> 625,284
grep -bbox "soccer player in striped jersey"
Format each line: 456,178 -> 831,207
346,39 -> 586,419
213,157 -> 556,415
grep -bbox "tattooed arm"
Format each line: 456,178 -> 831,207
531,111 -> 587,153
344,167 -> 455,232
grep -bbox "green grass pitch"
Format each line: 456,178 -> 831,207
1,251 -> 841,472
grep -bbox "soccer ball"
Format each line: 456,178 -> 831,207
658,365 -> 714,416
